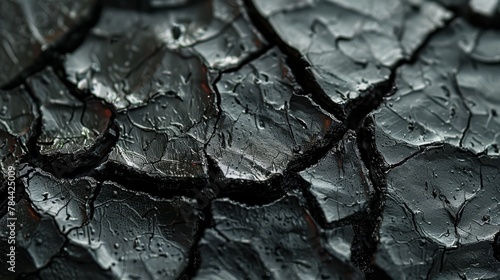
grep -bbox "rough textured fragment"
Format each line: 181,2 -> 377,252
299,132 -> 373,223
431,242 -> 500,279
67,181 -> 198,279
0,87 -> 38,173
457,156 -> 500,244
67,38 -> 212,111
64,0 -> 265,109
0,199 -> 64,278
195,195 -> 364,279
26,68 -> 115,174
102,51 -> 215,180
374,19 -> 500,165
106,112 -> 210,180
21,167 -> 199,280
251,0 -> 451,105
375,196 -> 442,280
208,48 -> 337,180
0,0 -> 98,87
21,167 -> 98,234
386,145 -> 482,247
375,144 -> 500,278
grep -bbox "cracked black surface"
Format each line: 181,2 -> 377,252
1,0 -> 500,279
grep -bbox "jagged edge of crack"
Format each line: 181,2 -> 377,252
286,123 -> 347,174
22,73 -> 120,179
0,2 -> 103,91
0,169 -> 29,220
346,12 -> 457,131
177,201 -> 213,280
241,0 -> 347,122
345,74 -> 396,130
284,172 -> 367,230
352,116 -> 389,279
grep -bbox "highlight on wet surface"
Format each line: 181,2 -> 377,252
1,0 -> 500,279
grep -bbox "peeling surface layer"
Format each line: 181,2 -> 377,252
26,68 -> 116,175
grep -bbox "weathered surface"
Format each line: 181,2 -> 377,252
208,48 -> 337,181
64,0 -> 265,110
2,0 -> 500,279
194,195 -> 364,279
19,167 -> 200,280
0,0 -> 98,87
300,132 -> 373,223
26,68 -> 116,175
251,0 -> 451,105
0,87 -> 38,173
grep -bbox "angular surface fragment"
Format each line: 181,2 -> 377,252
195,195 -> 364,279
386,145 -> 482,248
325,225 -> 355,261
208,48 -> 337,180
457,156 -> 500,244
0,0 -> 98,87
375,196 -> 442,280
64,0 -> 265,109
374,19 -> 500,165
0,87 -> 38,173
102,51 -> 215,181
251,0 -> 451,105
0,199 -> 64,279
107,112 -> 210,180
299,132 -> 372,223
431,242 -> 500,279
26,68 -> 116,174
375,144 -> 500,278
21,167 -> 199,280
21,167 -> 98,234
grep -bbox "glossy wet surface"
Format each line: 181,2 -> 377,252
1,0 -> 500,279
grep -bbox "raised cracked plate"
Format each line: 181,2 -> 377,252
1,0 -> 500,279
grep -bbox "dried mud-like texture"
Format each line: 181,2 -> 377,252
299,132 -> 373,224
17,166 -> 199,280
373,144 -> 500,278
373,19 -> 500,167
2,0 -> 500,279
0,87 -> 39,173
26,68 -> 116,175
250,0 -> 451,106
64,0 -> 265,110
102,50 -> 215,182
194,195 -> 364,280
0,0 -> 98,87
208,48 -> 338,181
